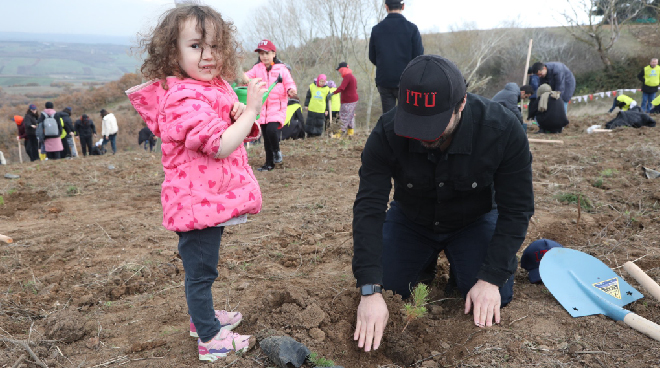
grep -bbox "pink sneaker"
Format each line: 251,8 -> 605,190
198,329 -> 250,361
190,310 -> 242,338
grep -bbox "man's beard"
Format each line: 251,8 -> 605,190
420,112 -> 461,149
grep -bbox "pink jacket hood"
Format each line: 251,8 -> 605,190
126,77 -> 262,232
244,63 -> 297,127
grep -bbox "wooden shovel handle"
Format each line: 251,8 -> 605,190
624,261 -> 660,301
0,234 -> 12,243
624,313 -> 660,341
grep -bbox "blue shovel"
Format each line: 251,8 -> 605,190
539,247 -> 660,341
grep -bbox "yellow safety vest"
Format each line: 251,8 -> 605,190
617,95 -> 635,111
329,87 -> 341,112
285,103 -> 301,127
59,118 -> 67,139
308,84 -> 330,114
652,95 -> 660,107
645,65 -> 660,88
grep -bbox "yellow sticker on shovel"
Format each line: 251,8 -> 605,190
593,278 -> 622,299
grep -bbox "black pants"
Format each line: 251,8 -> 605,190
25,136 -> 39,161
61,137 -> 70,158
46,151 -> 61,160
260,122 -> 280,167
377,85 -> 399,115
80,136 -> 93,156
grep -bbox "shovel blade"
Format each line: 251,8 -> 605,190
539,248 -> 642,320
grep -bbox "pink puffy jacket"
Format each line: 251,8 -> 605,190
126,77 -> 262,232
244,63 -> 296,127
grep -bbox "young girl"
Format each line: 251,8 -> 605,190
126,5 -> 267,361
244,39 -> 297,171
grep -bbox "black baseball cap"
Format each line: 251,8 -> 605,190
100,109 -> 107,115
394,55 -> 467,141
385,0 -> 404,4
336,62 -> 348,70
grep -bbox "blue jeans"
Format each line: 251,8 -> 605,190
564,101 -> 568,113
642,92 -> 656,113
177,226 -> 224,342
382,201 -> 514,306
102,133 -> 117,154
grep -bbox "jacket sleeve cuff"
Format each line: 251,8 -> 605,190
476,267 -> 512,288
244,122 -> 261,142
354,271 -> 383,288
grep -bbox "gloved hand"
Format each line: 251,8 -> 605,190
608,109 -> 613,113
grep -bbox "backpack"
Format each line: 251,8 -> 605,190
41,112 -> 60,138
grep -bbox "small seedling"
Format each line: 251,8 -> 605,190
0,196 -> 4,206
67,185 -> 79,196
592,178 -> 603,188
308,352 -> 335,367
402,283 -> 429,332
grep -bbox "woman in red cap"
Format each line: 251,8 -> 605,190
244,39 -> 297,171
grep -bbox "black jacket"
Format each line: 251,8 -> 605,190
637,67 -> 660,94
138,127 -> 155,145
491,83 -> 523,123
540,62 -> 576,103
527,97 -> 570,132
606,109 -> 656,129
58,111 -> 75,135
74,117 -> 96,137
352,94 -> 534,288
369,13 -> 424,89
23,111 -> 39,137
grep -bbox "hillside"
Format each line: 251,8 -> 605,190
2,118 -> 660,367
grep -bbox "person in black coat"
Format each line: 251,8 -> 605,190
22,104 -> 40,161
58,107 -> 75,158
369,0 -> 424,115
138,126 -> 156,152
527,83 -> 569,133
531,62 -> 576,112
74,114 -> 97,156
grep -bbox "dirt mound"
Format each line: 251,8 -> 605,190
1,119 -> 660,367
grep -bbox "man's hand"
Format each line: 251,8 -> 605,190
354,293 -> 389,352
464,279 -> 501,327
303,106 -> 308,111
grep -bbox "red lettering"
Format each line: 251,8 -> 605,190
407,89 -> 410,104
425,92 -> 437,107
535,249 -> 549,262
411,91 -> 422,106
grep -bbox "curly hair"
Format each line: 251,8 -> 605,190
137,5 -> 240,85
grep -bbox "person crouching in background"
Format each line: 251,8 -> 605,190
527,84 -> 569,134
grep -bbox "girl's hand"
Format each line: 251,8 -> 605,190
231,102 -> 246,122
246,78 -> 267,115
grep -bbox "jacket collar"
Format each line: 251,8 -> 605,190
385,13 -> 405,20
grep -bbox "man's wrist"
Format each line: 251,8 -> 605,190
359,284 -> 383,296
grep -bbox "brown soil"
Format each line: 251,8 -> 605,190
2,115 -> 660,367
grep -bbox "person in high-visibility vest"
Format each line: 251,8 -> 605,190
608,94 -> 637,113
637,58 -> 660,113
303,74 -> 331,137
650,94 -> 660,114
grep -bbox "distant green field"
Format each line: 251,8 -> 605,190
0,40 -> 141,86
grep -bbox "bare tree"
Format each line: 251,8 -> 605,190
561,0 -> 644,70
426,22 -> 515,93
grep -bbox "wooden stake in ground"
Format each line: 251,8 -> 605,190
528,138 -> 564,144
521,39 -> 533,121
16,137 -> 23,164
327,100 -> 333,136
70,133 -> 79,157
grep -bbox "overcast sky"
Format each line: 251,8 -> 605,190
2,0 -> 575,41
